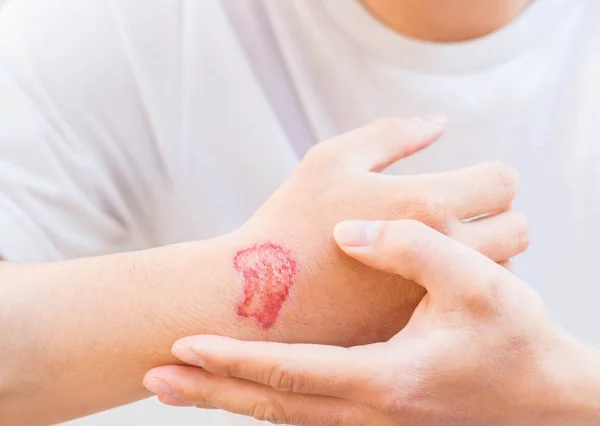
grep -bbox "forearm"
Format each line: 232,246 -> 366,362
556,340 -> 600,424
0,226 -> 406,425
0,234 -> 251,425
531,335 -> 600,426
578,346 -> 600,421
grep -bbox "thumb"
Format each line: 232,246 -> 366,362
334,219 -> 515,309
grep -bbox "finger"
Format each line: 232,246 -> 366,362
194,403 -> 215,410
498,260 -> 514,272
157,394 -> 215,409
406,162 -> 518,219
167,335 -> 373,400
454,162 -> 518,218
156,395 -> 197,408
335,219 -> 519,309
455,211 -> 530,262
311,115 -> 446,172
146,365 -> 364,426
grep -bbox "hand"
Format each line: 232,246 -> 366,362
146,220 -> 600,425
229,116 -> 527,345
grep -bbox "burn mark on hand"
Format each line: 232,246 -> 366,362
233,242 -> 297,329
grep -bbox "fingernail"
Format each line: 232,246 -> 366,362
418,114 -> 448,127
144,377 -> 174,396
173,343 -> 205,368
334,221 -> 382,247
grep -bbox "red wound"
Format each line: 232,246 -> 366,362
233,242 -> 297,329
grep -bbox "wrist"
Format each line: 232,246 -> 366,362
138,232 -> 241,343
145,229 -> 284,343
543,334 -> 600,425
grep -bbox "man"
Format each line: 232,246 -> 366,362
0,115 -> 529,425
0,0 -> 598,425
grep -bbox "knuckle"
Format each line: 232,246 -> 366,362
400,197 -> 450,236
215,354 -> 243,379
488,162 -> 519,206
499,260 -> 514,272
379,386 -> 423,417
250,398 -> 289,424
305,131 -> 355,170
377,219 -> 426,267
194,402 -> 214,410
182,387 -> 210,407
267,364 -> 305,393
462,278 -> 501,320
188,342 -> 248,379
514,214 -> 531,253
378,361 -> 433,414
303,141 -> 338,168
222,358 -> 236,377
378,393 -> 403,414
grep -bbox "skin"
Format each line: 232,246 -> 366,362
233,242 -> 298,329
0,1 -> 547,423
0,117 -> 529,426
147,220 -> 600,426
362,0 -> 532,42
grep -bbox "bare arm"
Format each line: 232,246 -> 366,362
0,118 -> 529,425
551,338 -> 600,423
0,238 -> 239,425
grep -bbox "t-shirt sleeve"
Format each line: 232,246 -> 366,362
0,0 -> 177,261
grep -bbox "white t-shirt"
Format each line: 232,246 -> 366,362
0,0 -> 599,425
